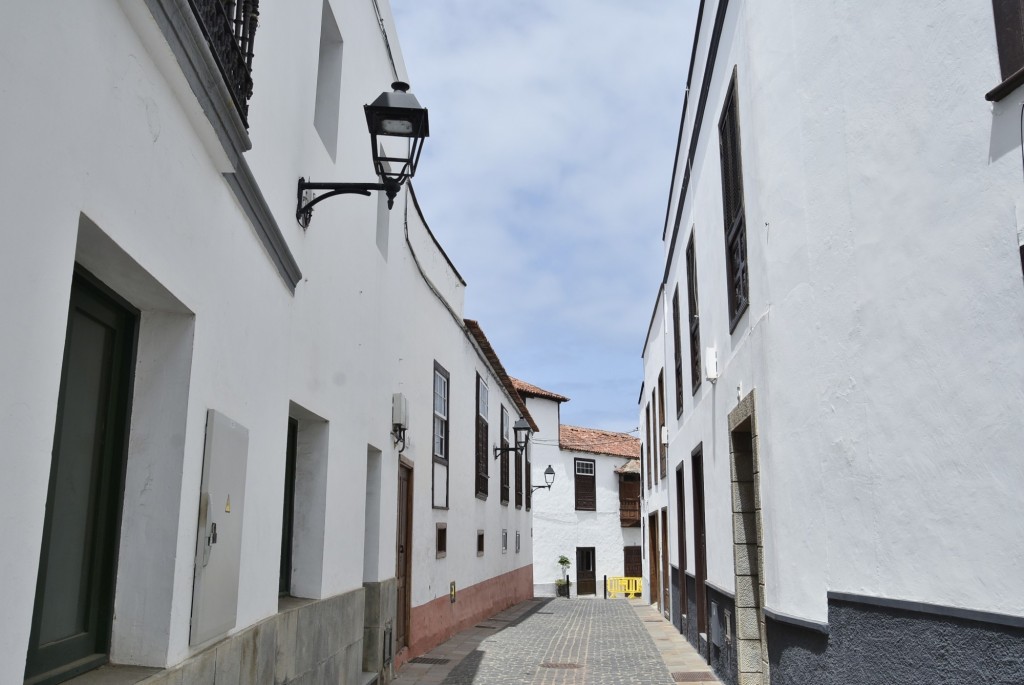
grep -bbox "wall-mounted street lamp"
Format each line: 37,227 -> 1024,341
532,465 -> 556,493
494,418 -> 532,461
297,81 -> 429,228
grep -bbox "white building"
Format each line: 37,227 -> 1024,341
512,379 -> 642,598
0,2 -> 533,684
641,2 -> 1024,685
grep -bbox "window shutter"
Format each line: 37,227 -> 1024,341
993,0 -> 1024,80
574,460 -> 596,511
719,74 -> 749,328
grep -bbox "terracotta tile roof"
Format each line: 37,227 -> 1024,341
615,459 -> 641,475
463,319 -> 538,432
509,377 -> 570,403
559,424 -> 641,459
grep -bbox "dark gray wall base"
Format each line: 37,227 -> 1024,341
363,579 -> 398,673
670,566 -> 682,631
705,585 -> 737,685
768,595 -> 1024,685
136,588 -> 369,685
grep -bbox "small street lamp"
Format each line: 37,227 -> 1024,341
297,81 -> 429,228
532,465 -> 556,493
494,418 -> 532,460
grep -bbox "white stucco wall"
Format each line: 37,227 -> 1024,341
644,0 -> 1024,628
0,0 -> 528,680
526,396 -> 642,596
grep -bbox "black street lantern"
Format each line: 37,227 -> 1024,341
532,465 -> 556,493
297,81 -> 429,228
494,417 -> 533,461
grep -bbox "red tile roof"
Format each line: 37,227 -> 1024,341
463,320 -> 538,432
559,424 -> 641,459
509,377 -> 570,403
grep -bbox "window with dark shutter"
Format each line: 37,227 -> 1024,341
525,454 -> 532,511
644,404 -> 652,490
672,288 -> 685,417
475,374 -> 488,498
686,235 -> 702,394
574,459 -> 596,511
515,435 -> 523,508
993,1 -> 1024,80
500,406 -> 510,504
657,371 -> 667,479
719,73 -> 749,330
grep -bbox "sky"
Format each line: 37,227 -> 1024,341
391,1 -> 697,433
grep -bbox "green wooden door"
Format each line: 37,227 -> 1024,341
25,274 -> 136,685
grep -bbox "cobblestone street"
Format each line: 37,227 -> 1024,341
395,599 -> 717,685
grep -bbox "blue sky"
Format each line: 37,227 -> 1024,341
392,1 -> 697,433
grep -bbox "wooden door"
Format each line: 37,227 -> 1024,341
395,464 -> 413,649
576,547 -> 596,595
675,467 -> 688,617
692,449 -> 708,652
661,508 -> 670,615
26,274 -> 136,684
623,546 -> 642,577
647,514 -> 660,606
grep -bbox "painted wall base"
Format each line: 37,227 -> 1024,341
768,596 -> 1024,685
403,565 -> 533,667
363,579 -> 398,677
132,588 -> 368,685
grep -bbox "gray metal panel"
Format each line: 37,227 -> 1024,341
190,409 -> 249,646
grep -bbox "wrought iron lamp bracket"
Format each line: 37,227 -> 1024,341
296,177 -> 401,229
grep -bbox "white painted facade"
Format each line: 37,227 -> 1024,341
0,1 -> 531,682
522,392 -> 642,597
642,0 -> 1024,645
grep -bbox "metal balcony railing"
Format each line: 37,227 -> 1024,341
188,0 -> 259,125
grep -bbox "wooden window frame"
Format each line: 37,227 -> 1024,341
657,371 -> 667,479
574,458 -> 597,511
500,405 -> 510,505
433,363 -> 450,463
686,235 -> 702,394
436,523 -> 447,559
719,71 -> 749,331
672,287 -> 685,418
644,404 -> 652,489
476,530 -> 485,556
474,374 -> 488,499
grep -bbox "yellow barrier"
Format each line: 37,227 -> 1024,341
606,576 -> 643,598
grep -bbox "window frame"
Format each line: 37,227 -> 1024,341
672,286 -> 685,418
436,523 -> 447,559
474,374 -> 489,499
500,405 -> 510,505
686,234 -> 702,394
432,362 -> 450,463
719,71 -> 749,331
574,458 -> 597,511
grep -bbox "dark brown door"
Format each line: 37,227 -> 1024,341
661,508 -> 670,615
624,546 -> 642,577
648,513 -> 660,606
396,464 -> 413,649
279,418 -> 298,595
576,547 -> 596,595
26,273 -> 136,685
675,466 -> 688,617
692,448 -> 709,654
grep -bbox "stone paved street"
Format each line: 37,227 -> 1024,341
394,599 -> 718,685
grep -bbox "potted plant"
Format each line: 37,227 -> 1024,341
555,555 -> 572,597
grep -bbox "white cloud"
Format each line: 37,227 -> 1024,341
393,0 -> 697,431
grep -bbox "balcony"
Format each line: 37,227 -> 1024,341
189,0 -> 259,126
619,498 -> 641,527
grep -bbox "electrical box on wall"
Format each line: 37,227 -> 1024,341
190,409 -> 249,646
705,347 -> 719,382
